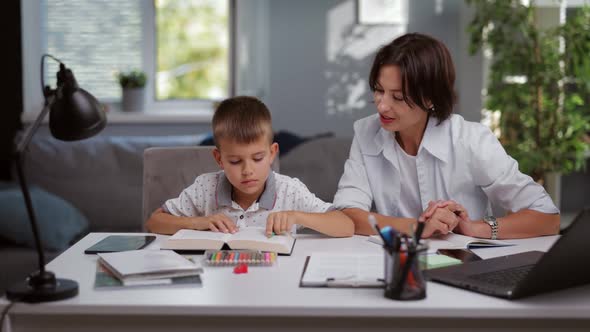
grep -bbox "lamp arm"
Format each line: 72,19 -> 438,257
16,94 -> 55,154
13,94 -> 58,275
14,152 -> 46,273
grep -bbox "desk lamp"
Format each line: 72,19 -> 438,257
6,54 -> 106,302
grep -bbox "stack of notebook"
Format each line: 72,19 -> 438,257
95,250 -> 203,288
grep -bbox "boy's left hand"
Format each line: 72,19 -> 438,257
266,211 -> 297,237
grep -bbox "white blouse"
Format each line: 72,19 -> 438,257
164,171 -> 332,232
333,114 -> 559,219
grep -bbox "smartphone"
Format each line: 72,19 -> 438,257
84,235 -> 156,254
436,248 -> 482,263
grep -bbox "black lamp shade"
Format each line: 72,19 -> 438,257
49,87 -> 106,141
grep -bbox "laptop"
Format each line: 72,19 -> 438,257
427,208 -> 590,299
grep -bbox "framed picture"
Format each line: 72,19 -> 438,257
357,0 -> 408,25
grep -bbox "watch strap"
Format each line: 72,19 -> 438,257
484,216 -> 498,240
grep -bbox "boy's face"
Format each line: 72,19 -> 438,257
213,136 -> 278,201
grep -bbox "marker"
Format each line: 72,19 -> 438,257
380,226 -> 394,246
369,214 -> 391,248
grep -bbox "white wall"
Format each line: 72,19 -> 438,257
257,0 -> 483,137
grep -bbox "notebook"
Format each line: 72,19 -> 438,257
94,261 -> 202,288
161,227 -> 296,255
427,208 -> 590,299
369,232 -> 513,252
97,249 -> 203,284
299,254 -> 384,288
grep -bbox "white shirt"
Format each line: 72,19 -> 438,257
333,114 -> 559,219
395,138 -> 423,218
164,171 -> 332,232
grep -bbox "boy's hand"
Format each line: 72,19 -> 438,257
266,211 -> 297,237
202,214 -> 237,233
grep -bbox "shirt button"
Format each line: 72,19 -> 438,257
239,215 -> 244,219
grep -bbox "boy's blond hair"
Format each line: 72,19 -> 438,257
212,96 -> 273,148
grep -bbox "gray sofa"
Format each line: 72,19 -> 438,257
0,134 -> 352,293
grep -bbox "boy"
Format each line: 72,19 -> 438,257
145,96 -> 354,237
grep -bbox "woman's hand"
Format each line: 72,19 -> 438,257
418,200 -> 463,238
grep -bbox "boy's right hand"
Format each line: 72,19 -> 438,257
200,214 -> 237,233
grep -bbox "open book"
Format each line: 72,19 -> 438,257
161,227 -> 296,255
369,232 -> 513,252
97,250 -> 203,285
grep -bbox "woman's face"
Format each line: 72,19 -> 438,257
373,65 -> 428,134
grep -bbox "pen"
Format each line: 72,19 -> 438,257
396,220 -> 425,295
368,214 -> 391,247
414,220 -> 425,246
380,226 -> 393,246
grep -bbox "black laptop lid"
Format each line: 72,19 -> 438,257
514,208 -> 590,298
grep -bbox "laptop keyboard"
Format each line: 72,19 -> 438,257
468,265 -> 534,287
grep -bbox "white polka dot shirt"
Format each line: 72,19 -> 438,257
163,171 -> 333,232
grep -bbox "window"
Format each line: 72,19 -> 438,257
22,0 -> 233,116
156,0 -> 229,101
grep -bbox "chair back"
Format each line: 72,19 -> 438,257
142,146 -> 279,225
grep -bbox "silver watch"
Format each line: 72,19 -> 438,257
484,216 -> 498,240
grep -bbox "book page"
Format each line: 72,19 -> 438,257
438,233 -> 513,248
161,229 -> 230,250
168,229 -> 230,241
227,227 -> 294,254
301,254 -> 384,287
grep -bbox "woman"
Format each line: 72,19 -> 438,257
333,33 -> 559,239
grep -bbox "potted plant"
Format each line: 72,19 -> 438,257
466,0 -> 590,206
116,70 -> 147,112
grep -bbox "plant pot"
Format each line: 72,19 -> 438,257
121,88 -> 145,112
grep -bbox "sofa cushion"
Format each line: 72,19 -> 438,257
0,183 -> 89,251
21,135 -> 205,232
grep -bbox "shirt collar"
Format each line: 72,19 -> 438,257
419,117 -> 450,163
215,171 -> 277,210
369,115 -> 450,163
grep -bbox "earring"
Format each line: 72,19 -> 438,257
428,105 -> 436,112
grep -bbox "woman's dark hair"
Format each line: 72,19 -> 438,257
369,33 -> 457,122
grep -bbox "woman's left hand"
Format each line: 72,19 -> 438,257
419,200 -> 462,236
424,200 -> 478,237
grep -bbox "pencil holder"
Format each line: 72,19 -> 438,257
384,244 -> 428,301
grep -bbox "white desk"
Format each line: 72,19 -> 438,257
2,233 -> 590,332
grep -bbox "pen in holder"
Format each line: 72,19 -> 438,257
368,215 -> 427,300
384,243 -> 428,301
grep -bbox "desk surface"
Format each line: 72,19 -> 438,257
2,232 -> 590,331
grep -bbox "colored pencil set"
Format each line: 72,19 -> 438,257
204,250 -> 277,266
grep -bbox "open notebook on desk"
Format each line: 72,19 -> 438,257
300,254 -> 384,288
161,227 -> 296,255
369,232 -> 513,253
